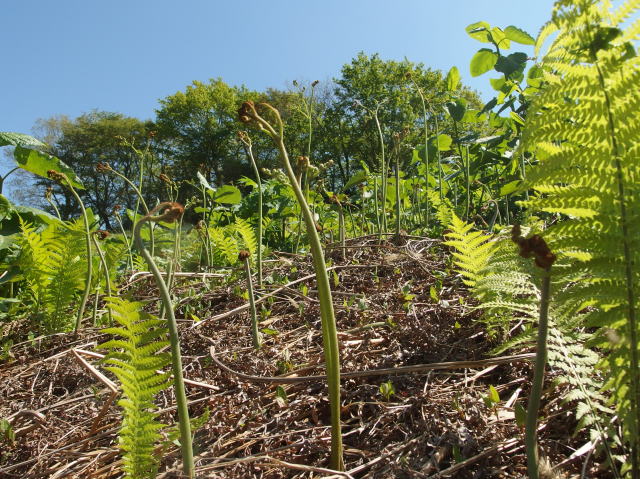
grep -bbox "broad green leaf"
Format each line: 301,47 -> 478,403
213,184 -> 241,204
343,170 -> 369,190
463,109 -> 485,123
470,49 -> 498,77
491,27 -> 511,49
489,77 -> 506,91
0,195 -> 13,222
499,180 -> 521,196
445,99 -> 467,122
526,64 -> 544,88
446,66 -> 460,91
13,146 -> 84,189
0,132 -> 47,149
435,134 -> 452,151
494,52 -> 528,77
504,26 -> 535,45
466,21 -> 491,43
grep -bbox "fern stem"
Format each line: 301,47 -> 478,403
525,268 -> 551,479
134,203 -> 194,478
593,48 -> 640,476
91,234 -> 113,325
241,134 -> 263,287
241,252 -> 261,349
242,102 -> 344,470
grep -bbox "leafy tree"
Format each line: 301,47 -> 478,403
155,78 -> 262,191
34,111 -> 155,229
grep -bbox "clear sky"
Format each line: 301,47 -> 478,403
1,0 -> 556,136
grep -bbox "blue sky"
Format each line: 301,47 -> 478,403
2,0 -> 555,136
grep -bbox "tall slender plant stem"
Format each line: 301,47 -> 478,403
133,202 -> 194,478
240,251 -> 261,349
239,132 -> 263,287
240,101 -> 344,470
91,233 -> 113,325
410,78 -> 431,229
525,268 -> 551,479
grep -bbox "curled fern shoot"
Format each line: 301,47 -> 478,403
98,297 -> 171,479
133,202 -> 194,478
239,100 -> 344,470
512,225 -> 556,479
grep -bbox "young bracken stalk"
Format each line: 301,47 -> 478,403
238,132 -> 263,287
47,170 -> 92,333
91,231 -> 113,325
512,226 -> 556,479
133,202 -> 194,478
239,250 -> 261,349
239,101 -> 344,471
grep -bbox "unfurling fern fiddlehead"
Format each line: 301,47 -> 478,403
239,101 -> 344,471
512,225 -> 556,479
133,202 -> 194,478
98,297 -> 171,479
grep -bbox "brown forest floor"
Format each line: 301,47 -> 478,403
0,236 -> 601,478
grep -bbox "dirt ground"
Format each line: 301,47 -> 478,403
0,236 -> 598,478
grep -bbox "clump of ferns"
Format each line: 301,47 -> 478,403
98,297 -> 172,479
445,215 -> 615,474
18,218 -> 88,333
46,170 -> 93,332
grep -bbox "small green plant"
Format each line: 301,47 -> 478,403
379,380 -> 396,402
98,297 -> 171,479
482,384 -> 501,422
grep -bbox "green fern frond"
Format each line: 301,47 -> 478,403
444,213 -> 498,287
233,217 -> 258,258
98,297 -> 171,479
520,0 -> 640,469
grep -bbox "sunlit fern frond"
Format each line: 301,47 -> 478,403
444,213 -> 498,287
520,0 -> 640,471
98,297 -> 171,479
233,217 -> 257,259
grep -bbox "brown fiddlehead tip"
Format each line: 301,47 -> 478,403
511,224 -> 556,270
238,250 -> 251,262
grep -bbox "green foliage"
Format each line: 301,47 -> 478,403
17,220 -> 87,333
444,213 -> 498,287
98,297 -> 171,479
519,0 -> 640,468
